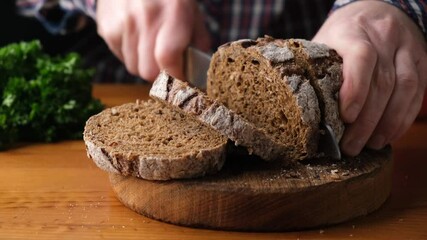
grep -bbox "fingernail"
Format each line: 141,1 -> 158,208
368,134 -> 385,149
341,138 -> 364,156
345,103 -> 361,123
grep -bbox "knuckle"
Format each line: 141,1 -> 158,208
339,92 -> 365,123
124,11 -> 138,31
173,0 -> 193,14
344,94 -> 364,112
138,63 -> 158,82
98,14 -> 126,39
361,115 -> 378,132
396,71 -> 419,93
349,41 -> 377,63
140,2 -> 161,23
155,46 -> 182,68
376,69 -> 395,93
97,23 -> 116,39
375,17 -> 398,39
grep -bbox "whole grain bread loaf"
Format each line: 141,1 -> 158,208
207,36 -> 344,160
150,71 -> 287,161
83,100 -> 227,180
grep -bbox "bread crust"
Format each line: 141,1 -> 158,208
84,102 -> 227,180
294,39 -> 344,142
150,71 -> 287,161
208,36 -> 344,159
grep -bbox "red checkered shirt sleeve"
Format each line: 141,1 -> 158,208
16,0 -> 96,34
332,0 -> 427,38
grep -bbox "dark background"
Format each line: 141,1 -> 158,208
0,0 -> 102,55
0,1 -> 138,83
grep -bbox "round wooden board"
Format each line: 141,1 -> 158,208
109,147 -> 393,231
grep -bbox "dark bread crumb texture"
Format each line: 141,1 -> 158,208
84,100 -> 227,180
208,36 -> 344,160
150,71 -> 288,161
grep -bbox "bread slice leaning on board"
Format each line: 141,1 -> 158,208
208,36 -> 344,160
84,100 -> 227,180
84,36 -> 344,180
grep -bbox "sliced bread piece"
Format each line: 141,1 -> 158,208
83,100 -> 227,180
207,36 -> 343,160
150,71 -> 287,161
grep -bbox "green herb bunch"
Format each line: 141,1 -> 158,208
0,40 -> 104,150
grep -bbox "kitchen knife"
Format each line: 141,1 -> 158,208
184,46 -> 211,91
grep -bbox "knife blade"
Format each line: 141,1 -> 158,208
184,47 -> 211,91
184,47 -> 341,160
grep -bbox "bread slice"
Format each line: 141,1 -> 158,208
150,71 -> 287,161
207,36 -> 344,160
83,100 -> 227,180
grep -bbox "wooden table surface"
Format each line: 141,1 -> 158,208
1,84 -> 426,240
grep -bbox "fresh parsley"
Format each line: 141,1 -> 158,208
0,40 -> 104,150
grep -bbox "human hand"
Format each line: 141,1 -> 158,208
313,1 -> 427,156
96,0 -> 211,81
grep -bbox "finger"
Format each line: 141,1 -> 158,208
155,2 -> 193,81
367,49 -> 418,149
191,4 -> 211,52
101,32 -> 124,62
96,1 -> 124,61
338,40 -> 377,123
390,88 -> 425,142
121,15 -> 139,76
341,46 -> 396,156
137,9 -> 161,81
389,54 -> 427,142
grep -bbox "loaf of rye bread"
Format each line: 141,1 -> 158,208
84,37 -> 344,182
207,36 -> 344,160
150,71 -> 287,161
83,100 -> 227,180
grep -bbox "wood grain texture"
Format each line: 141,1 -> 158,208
109,148 -> 392,231
0,84 -> 426,239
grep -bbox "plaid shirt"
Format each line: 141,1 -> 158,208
16,0 -> 427,83
17,0 -> 427,39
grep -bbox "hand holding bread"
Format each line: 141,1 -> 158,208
313,1 -> 427,156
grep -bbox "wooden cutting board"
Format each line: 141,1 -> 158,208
109,147 -> 392,231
